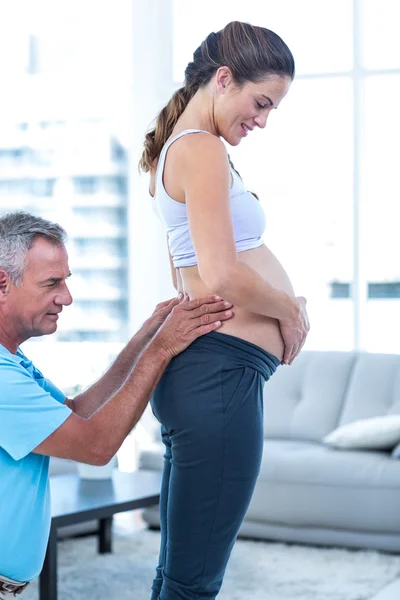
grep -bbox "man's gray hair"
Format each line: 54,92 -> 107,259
0,211 -> 67,285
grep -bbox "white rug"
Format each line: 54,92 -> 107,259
24,529 -> 400,600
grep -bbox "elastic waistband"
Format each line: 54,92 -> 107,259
187,331 -> 280,381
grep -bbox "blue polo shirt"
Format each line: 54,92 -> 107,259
0,343 -> 72,582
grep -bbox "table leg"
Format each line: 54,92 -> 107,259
40,524 -> 58,600
98,516 -> 113,553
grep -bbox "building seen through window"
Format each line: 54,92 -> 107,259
0,0 -> 133,391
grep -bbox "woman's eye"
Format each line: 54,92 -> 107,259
256,101 -> 267,109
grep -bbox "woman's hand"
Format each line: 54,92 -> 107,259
279,296 -> 310,365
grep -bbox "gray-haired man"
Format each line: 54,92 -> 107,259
0,211 -> 233,596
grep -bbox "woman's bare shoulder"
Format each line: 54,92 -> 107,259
170,132 -> 228,173
162,132 -> 229,200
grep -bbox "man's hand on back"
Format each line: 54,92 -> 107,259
140,295 -> 185,341
151,295 -> 234,359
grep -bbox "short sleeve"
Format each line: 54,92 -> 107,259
28,362 -> 67,405
0,359 -> 72,461
41,376 -> 66,404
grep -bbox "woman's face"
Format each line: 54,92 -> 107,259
214,70 -> 292,146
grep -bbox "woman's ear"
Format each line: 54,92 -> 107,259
215,66 -> 233,94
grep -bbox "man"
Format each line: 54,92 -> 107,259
0,211 -> 234,597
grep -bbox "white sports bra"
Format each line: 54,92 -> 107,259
152,129 -> 265,268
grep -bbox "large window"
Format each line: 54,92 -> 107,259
1,0 -> 399,399
0,0 -> 133,391
172,0 -> 400,352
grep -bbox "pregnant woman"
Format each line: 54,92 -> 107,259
140,20 -> 310,600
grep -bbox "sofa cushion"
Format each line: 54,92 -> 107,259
245,439 -> 400,534
337,353 -> 400,426
263,352 -> 356,442
391,442 -> 400,458
323,415 -> 400,450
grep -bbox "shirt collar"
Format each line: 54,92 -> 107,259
0,343 -> 28,365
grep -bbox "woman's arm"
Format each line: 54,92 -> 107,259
177,133 -> 296,322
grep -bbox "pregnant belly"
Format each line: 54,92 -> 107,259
179,244 -> 295,361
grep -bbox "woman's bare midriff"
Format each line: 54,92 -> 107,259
179,244 -> 295,362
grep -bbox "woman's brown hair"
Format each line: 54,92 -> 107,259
139,21 -> 295,173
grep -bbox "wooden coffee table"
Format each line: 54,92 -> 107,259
40,469 -> 161,600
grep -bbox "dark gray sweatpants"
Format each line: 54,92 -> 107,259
150,331 -> 279,600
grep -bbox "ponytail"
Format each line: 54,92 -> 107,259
139,86 -> 196,173
139,20 -> 294,181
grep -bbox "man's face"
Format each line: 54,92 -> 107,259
5,237 -> 73,341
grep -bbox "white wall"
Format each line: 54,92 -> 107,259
128,0 -> 177,335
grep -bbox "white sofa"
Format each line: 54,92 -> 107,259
138,350 -> 400,553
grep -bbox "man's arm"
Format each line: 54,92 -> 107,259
69,297 -> 183,418
39,339 -> 170,465
33,296 -> 233,465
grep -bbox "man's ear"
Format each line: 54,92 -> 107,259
215,66 -> 233,94
0,269 -> 11,299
